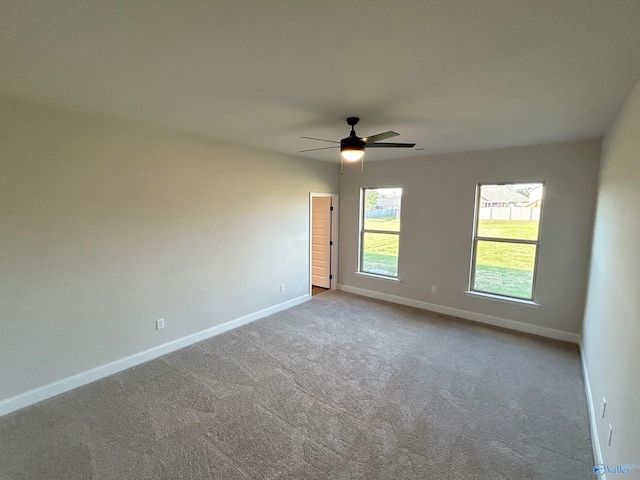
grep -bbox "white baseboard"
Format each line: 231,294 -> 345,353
337,284 -> 580,344
0,294 -> 309,417
580,341 -> 604,477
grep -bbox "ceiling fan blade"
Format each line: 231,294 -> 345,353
301,136 -> 340,144
298,145 -> 340,153
366,142 -> 416,148
363,131 -> 399,144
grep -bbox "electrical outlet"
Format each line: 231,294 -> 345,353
431,285 -> 437,293
280,284 -> 286,292
156,318 -> 165,330
602,397 -> 607,418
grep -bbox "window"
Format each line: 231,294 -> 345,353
470,183 -> 543,301
359,187 -> 402,278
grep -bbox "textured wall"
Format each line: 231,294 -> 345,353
338,139 -> 600,335
583,79 -> 640,467
0,98 -> 339,401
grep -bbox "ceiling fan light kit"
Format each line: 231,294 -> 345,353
300,117 -> 416,175
340,148 -> 365,162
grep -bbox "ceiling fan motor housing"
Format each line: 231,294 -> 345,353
340,135 -> 365,152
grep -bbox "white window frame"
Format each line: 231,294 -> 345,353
358,187 -> 402,280
468,182 -> 544,303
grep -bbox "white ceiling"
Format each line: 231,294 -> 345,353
2,0 -> 640,162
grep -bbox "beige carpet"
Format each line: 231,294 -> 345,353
0,291 -> 593,479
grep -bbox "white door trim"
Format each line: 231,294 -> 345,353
309,193 -> 339,293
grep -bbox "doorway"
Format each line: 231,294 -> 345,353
310,193 -> 338,295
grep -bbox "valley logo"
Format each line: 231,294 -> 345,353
594,463 -> 640,476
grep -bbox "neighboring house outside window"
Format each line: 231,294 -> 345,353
359,187 -> 402,278
470,183 -> 544,301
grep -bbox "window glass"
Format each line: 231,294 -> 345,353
474,241 -> 537,299
362,232 -> 400,277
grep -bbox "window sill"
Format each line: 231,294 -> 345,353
464,290 -> 540,308
355,272 -> 402,283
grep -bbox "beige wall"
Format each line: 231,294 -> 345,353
582,79 -> 640,466
338,140 -> 600,335
0,98 -> 339,402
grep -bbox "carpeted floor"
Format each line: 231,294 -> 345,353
0,291 -> 593,479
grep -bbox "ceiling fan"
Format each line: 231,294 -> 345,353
299,117 -> 416,174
